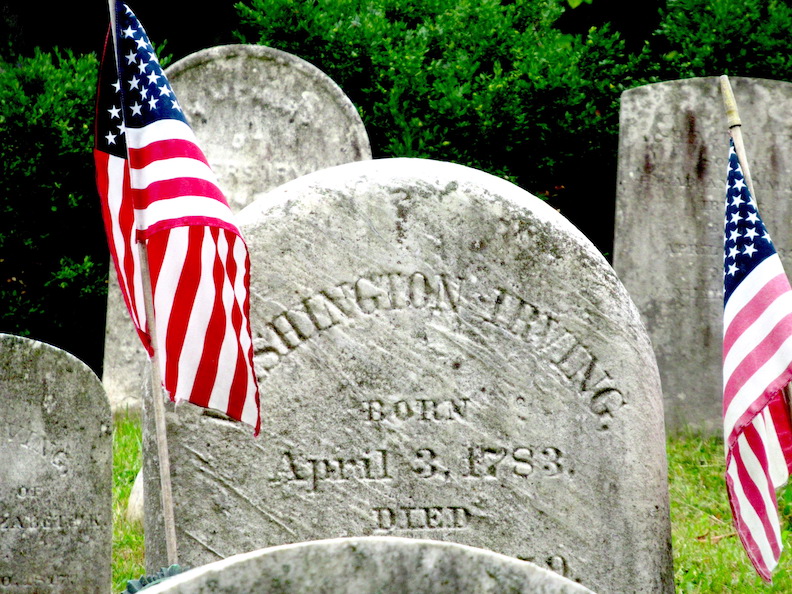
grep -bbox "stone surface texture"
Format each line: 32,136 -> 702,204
144,158 -> 672,593
613,77 -> 792,434
0,334 -> 112,593
144,537 -> 594,593
102,44 -> 372,415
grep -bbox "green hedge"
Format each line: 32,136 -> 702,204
0,49 -> 107,372
5,0 -> 792,369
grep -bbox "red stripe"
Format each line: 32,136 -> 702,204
723,312 -> 792,408
741,423 -> 783,560
128,138 -> 208,169
726,458 -> 773,582
767,393 -> 792,475
724,274 -> 791,360
189,228 -> 226,408
726,371 -> 792,451
159,227 -> 203,399
223,232 -> 249,422
138,217 -> 240,241
131,177 -> 227,209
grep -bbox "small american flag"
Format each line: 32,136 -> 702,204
723,139 -> 792,580
94,1 -> 260,434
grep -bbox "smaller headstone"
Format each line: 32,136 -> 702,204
143,537 -> 595,593
0,334 -> 112,593
103,44 -> 372,415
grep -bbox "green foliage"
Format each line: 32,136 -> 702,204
0,48 -> 107,372
637,0 -> 792,81
234,0 -> 630,210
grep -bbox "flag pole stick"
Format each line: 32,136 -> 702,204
138,243 -> 179,566
720,75 -> 792,411
106,0 -> 177,564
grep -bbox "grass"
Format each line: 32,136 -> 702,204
112,414 -> 145,593
110,418 -> 792,592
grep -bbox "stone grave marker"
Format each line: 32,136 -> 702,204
0,334 -> 112,593
144,158 -> 673,593
102,44 -> 372,415
144,537 -> 594,593
613,76 -> 792,434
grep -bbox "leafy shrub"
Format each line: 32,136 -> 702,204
235,0 -> 633,252
0,48 -> 107,372
638,0 -> 792,82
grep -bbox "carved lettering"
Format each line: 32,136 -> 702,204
269,449 -> 392,491
361,399 -> 469,422
254,272 -> 464,375
489,288 -> 624,425
372,506 -> 469,531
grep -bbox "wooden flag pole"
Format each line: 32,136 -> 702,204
720,75 -> 792,412
106,0 -> 177,564
720,76 -> 756,198
138,243 -> 179,566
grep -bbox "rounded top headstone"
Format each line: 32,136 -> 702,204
145,158 -> 671,593
165,44 -> 372,212
143,536 -> 595,593
0,333 -> 112,592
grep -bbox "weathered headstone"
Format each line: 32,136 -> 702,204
144,537 -> 594,593
613,76 -> 792,434
0,334 -> 112,593
144,158 -> 673,593
102,44 -> 372,415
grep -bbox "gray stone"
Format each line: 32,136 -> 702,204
144,158 -> 672,593
144,537 -> 595,593
613,76 -> 792,434
0,334 -> 112,593
102,44 -> 372,415
126,469 -> 144,527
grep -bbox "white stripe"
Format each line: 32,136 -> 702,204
725,255 -> 787,330
152,229 -> 189,397
760,407 -> 791,489
130,157 -> 218,190
106,154 -> 146,331
229,236 -> 259,427
723,291 -> 792,380
174,228 -> 217,404
724,333 -> 792,440
135,196 -> 236,231
727,451 -> 778,574
206,232 -> 234,414
737,429 -> 783,567
126,119 -> 197,149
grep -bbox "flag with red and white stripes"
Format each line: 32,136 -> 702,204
723,139 -> 792,580
94,1 -> 260,434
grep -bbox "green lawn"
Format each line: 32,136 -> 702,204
111,418 -> 792,592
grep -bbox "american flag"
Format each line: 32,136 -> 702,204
94,1 -> 261,434
723,139 -> 792,580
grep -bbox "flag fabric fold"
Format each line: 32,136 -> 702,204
94,1 -> 260,434
723,139 -> 792,580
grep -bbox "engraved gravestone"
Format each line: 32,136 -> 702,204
144,537 -> 594,593
144,158 -> 673,593
103,44 -> 372,414
0,334 -> 112,593
613,77 -> 792,433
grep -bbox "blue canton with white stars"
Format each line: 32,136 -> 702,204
96,3 -> 186,158
724,140 -> 776,302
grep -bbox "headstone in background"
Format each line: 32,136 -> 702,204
613,77 -> 792,434
143,537 -> 594,594
0,334 -> 112,593
144,158 -> 673,594
102,44 -> 372,415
